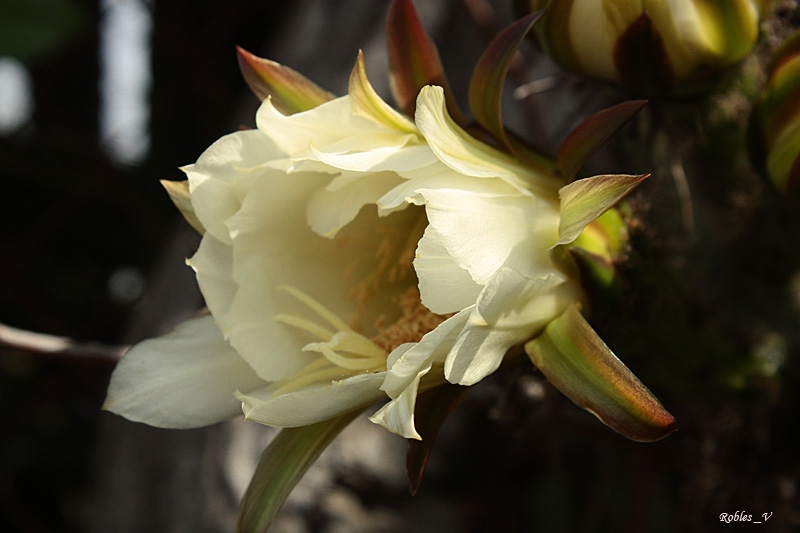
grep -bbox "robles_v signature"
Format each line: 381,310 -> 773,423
720,511 -> 773,523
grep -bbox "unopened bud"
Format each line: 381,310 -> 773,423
522,0 -> 766,95
756,30 -> 800,200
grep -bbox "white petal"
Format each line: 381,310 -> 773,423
475,268 -> 566,326
376,167 -> 520,212
183,129 -> 275,244
103,315 -> 266,428
256,95 -> 389,158
371,309 -> 472,439
188,234 -> 237,318
310,134 -> 436,172
219,171 -> 402,381
443,316 -> 522,386
369,368 -> 426,440
414,86 -> 557,195
238,372 -> 387,427
419,188 -> 561,285
414,225 -> 482,314
444,267 -> 580,386
381,309 -> 472,398
307,171 -> 404,238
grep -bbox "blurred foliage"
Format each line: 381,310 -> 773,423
0,0 -> 89,65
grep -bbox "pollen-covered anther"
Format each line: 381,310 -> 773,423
372,287 -> 450,353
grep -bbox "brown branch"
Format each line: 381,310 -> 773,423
0,322 -> 126,366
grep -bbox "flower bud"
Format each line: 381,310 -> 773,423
522,0 -> 766,94
756,29 -> 800,200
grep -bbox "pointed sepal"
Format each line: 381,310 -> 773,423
386,0 -> 463,122
525,305 -> 676,442
161,180 -> 204,234
557,100 -> 647,181
349,50 -> 418,133
468,11 -> 542,150
236,410 -> 360,533
236,46 -> 335,114
406,383 -> 470,495
557,173 -> 648,246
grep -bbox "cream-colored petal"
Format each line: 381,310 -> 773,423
310,134 -> 436,172
103,315 -> 266,428
219,170 -> 398,381
414,225 -> 482,314
238,372 -> 387,427
188,234 -> 237,318
307,171 -> 405,238
369,367 -> 426,440
376,168 -> 520,212
444,267 -> 580,386
414,86 -> 558,196
183,129 -> 275,245
443,314 -> 523,386
381,309 -> 471,398
419,188 -> 561,285
475,268 -> 569,327
256,95 -> 388,157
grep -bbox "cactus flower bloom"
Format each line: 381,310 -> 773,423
103,58 -> 562,439
105,55 -> 663,442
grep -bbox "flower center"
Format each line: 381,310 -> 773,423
275,285 -> 388,371
267,285 -> 385,397
348,210 -> 428,330
269,284 -> 447,398
269,211 -> 442,397
371,287 -> 451,353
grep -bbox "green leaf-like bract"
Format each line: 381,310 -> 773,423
525,305 -> 676,442
386,0 -> 463,122
236,410 -> 361,533
557,100 -> 647,181
237,46 -> 335,114
557,173 -> 648,246
468,11 -> 542,150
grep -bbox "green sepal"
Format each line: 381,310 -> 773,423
406,383 -> 470,495
468,11 -> 542,151
236,410 -> 361,533
557,100 -> 647,182
557,174 -> 649,246
236,46 -> 335,114
386,0 -> 464,122
525,305 -> 676,442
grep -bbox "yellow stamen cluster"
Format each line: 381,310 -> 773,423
372,287 -> 450,354
270,285 -> 388,397
348,213 -> 428,329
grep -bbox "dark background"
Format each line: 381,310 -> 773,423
1,1 -> 800,531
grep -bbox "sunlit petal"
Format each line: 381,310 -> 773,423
104,315 -> 265,428
238,372 -> 387,427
